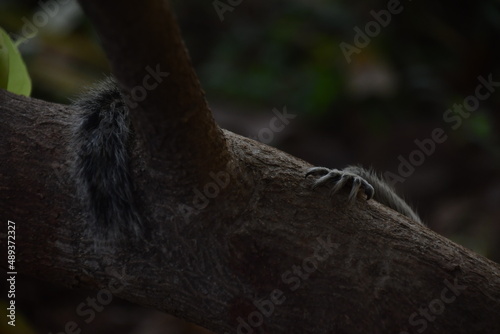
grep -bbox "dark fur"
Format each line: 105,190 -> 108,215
306,165 -> 422,224
343,165 -> 422,224
72,77 -> 143,242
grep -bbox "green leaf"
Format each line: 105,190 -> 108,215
0,27 -> 31,96
0,30 -> 9,90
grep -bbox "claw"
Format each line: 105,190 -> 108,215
305,167 -> 330,178
361,182 -> 375,200
306,167 -> 375,202
348,178 -> 362,203
311,169 -> 341,189
330,173 -> 348,195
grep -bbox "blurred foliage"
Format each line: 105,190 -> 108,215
175,0 -> 500,139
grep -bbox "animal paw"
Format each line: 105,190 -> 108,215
305,167 -> 374,203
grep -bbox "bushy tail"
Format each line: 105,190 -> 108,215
72,77 -> 143,243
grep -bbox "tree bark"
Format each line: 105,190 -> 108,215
77,0 -> 229,182
1,0 -> 500,333
1,89 -> 500,334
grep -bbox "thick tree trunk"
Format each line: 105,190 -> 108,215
1,0 -> 499,333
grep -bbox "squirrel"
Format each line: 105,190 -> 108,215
71,78 -> 421,243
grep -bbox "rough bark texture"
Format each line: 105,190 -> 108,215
1,0 -> 500,333
1,89 -> 500,334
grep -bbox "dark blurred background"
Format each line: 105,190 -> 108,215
1,0 -> 499,333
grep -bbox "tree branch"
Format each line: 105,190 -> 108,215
1,90 -> 499,334
77,0 -> 229,178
